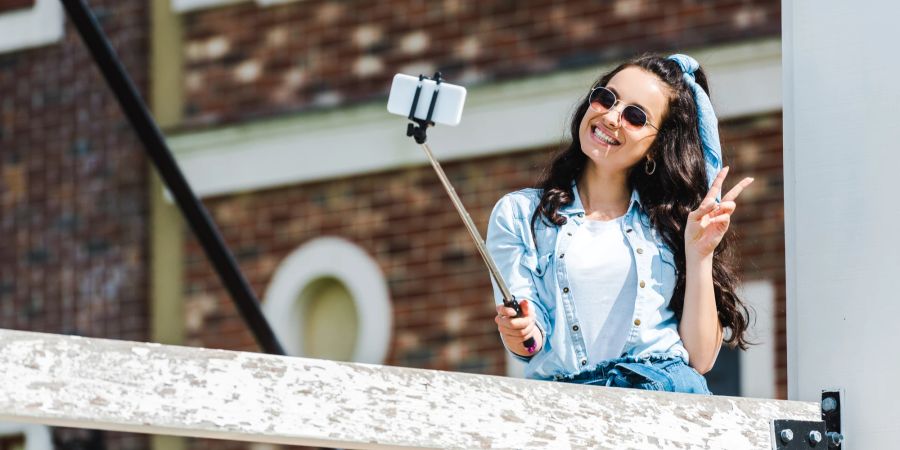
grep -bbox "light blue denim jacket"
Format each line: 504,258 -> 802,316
486,183 -> 689,380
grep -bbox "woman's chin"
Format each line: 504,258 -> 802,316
584,144 -> 621,160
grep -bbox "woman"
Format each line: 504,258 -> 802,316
486,54 -> 754,394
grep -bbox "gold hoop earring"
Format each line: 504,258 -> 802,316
645,156 -> 656,175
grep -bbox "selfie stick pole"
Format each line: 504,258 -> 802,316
406,73 -> 536,353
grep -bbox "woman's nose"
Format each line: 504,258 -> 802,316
601,106 -> 622,129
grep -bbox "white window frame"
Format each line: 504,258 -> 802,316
739,280 -> 776,399
262,237 -> 392,364
171,0 -> 249,13
171,0 -> 301,13
256,0 -> 300,5
0,423 -> 52,450
0,0 -> 64,54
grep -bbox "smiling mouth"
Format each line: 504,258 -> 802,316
592,125 -> 621,146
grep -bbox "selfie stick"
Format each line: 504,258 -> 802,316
405,73 -> 536,354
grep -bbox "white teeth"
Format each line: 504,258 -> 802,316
593,126 -> 619,145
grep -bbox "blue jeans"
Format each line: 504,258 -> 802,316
556,353 -> 712,395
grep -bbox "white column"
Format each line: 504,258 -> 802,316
783,1 -> 900,448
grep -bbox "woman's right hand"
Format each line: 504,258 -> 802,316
494,299 -> 543,357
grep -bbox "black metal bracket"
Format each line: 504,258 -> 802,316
772,390 -> 844,449
772,420 -> 827,450
405,72 -> 443,144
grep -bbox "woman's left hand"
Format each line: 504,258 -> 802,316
684,167 -> 754,260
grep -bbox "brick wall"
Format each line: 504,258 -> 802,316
0,0 -> 151,448
722,113 -> 787,399
176,12 -> 788,449
0,0 -> 34,14
178,0 -> 779,128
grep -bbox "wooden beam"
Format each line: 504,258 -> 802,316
0,329 -> 817,449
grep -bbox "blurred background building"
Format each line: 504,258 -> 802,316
1,0 -> 783,448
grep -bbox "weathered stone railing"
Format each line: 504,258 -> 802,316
0,329 -> 816,449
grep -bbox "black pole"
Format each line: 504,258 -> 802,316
60,0 -> 286,356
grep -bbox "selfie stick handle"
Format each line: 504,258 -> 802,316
405,74 -> 535,353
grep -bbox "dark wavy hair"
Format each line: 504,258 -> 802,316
531,54 -> 751,349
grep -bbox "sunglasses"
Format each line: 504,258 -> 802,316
588,86 -> 659,131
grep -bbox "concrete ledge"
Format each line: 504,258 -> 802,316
0,329 -> 816,449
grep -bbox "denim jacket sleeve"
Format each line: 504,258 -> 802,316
486,192 -> 552,361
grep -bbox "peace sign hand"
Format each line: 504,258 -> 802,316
684,167 -> 754,260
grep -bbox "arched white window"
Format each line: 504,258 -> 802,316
262,237 -> 392,364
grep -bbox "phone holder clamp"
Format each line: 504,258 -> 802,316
405,72 -> 443,144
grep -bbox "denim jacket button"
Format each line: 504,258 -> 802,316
572,325 -> 579,331
626,228 -> 633,233
639,280 -> 646,288
581,359 -> 587,366
559,253 -> 565,259
563,287 -> 570,293
634,319 -> 641,326
636,248 -> 644,254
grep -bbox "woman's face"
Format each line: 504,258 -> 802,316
578,66 -> 670,174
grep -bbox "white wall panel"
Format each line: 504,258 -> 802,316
783,2 -> 900,447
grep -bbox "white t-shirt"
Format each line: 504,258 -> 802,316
565,215 -> 638,365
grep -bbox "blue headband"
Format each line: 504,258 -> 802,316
667,54 -> 722,191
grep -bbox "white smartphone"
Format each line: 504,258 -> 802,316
387,74 -> 466,126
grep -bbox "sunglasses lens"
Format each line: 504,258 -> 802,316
622,106 -> 648,129
590,87 -> 616,111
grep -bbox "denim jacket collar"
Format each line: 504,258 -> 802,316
561,180 -> 644,219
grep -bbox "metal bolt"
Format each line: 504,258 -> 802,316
808,430 -> 823,446
822,397 -> 838,412
780,429 -> 794,443
826,432 -> 844,447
